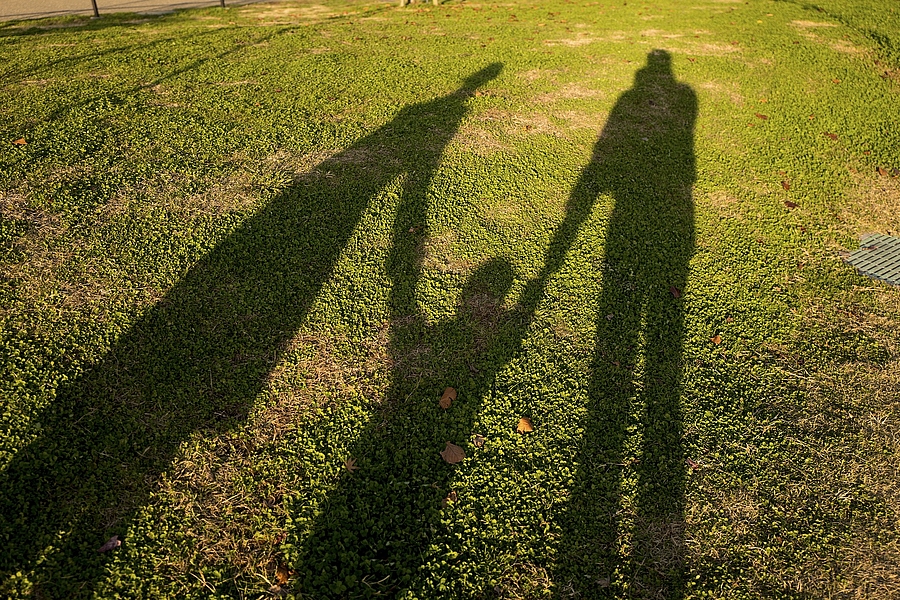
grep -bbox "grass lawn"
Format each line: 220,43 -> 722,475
1,0 -> 899,597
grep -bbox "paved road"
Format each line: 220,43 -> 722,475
0,0 -> 271,21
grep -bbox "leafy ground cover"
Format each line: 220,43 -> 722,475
1,0 -> 899,597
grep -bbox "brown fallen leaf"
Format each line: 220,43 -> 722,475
877,166 -> 889,177
686,458 -> 700,470
440,442 -> 465,464
824,132 -> 838,140
781,180 -> 790,191
472,433 -> 485,448
710,334 -> 722,345
516,417 -> 534,433
98,535 -> 121,553
784,200 -> 798,209
275,564 -> 293,585
439,387 -> 457,409
687,57 -> 696,63
442,490 -> 458,508
344,458 -> 359,472
12,138 -> 26,146
755,113 -> 768,120
759,97 -> 768,103
832,78 -> 841,84
725,316 -> 734,323
669,286 -> 682,299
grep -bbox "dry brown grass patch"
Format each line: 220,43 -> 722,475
494,561 -> 553,599
639,29 -> 684,39
556,109 -> 605,130
422,230 -> 474,275
687,41 -> 742,56
838,171 -> 900,239
544,34 -> 595,47
534,83 -> 605,103
697,189 -> 745,222
451,122 -> 508,155
518,68 -> 565,82
158,330 -> 391,585
478,196 -> 529,228
698,80 -> 744,105
791,20 -> 838,29
830,39 -> 863,54
242,4 -> 337,25
792,284 -> 900,595
476,108 -> 567,138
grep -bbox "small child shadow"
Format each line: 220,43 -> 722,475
295,257 -> 529,596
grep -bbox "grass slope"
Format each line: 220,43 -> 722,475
1,0 -> 899,598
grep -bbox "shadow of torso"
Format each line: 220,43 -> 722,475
549,50 -> 697,597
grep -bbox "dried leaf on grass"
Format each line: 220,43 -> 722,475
442,490 -> 458,508
517,417 -> 534,433
710,334 -> 722,345
472,433 -> 485,448
12,138 -> 26,146
669,286 -> 682,299
439,386 -> 457,409
275,563 -> 293,585
755,113 -> 768,120
782,180 -> 791,190
344,458 -> 359,472
440,442 -> 465,464
784,200 -> 799,209
686,458 -> 700,470
824,132 -> 838,140
98,535 -> 121,553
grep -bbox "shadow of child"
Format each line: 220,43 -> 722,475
294,257 -> 531,596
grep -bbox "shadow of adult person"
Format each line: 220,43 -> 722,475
0,63 -> 502,598
541,50 -> 697,598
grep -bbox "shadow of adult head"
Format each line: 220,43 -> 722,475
0,63 -> 501,597
549,49 -> 697,598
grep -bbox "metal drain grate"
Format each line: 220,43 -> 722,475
845,234 -> 900,286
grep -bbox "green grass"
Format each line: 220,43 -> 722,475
1,0 -> 899,597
